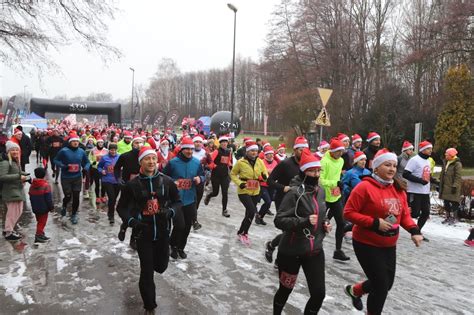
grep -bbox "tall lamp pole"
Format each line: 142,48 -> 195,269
23,85 -> 28,112
227,3 -> 237,135
129,67 -> 135,127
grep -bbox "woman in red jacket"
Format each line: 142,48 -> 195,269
343,149 -> 424,314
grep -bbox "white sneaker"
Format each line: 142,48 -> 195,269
83,191 -> 90,199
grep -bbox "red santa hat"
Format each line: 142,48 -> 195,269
123,131 -> 133,139
337,133 -> 350,142
219,134 -> 230,142
95,136 -> 104,143
277,143 -> 286,151
329,138 -> 345,152
372,148 -> 397,169
367,132 -> 381,143
445,148 -> 458,157
193,135 -> 204,143
68,132 -> 80,142
246,140 -> 259,152
351,134 -> 362,144
401,140 -> 414,152
353,151 -> 367,164
180,137 -> 194,150
318,140 -> 330,150
263,146 -> 274,155
13,127 -> 22,136
293,136 -> 309,149
132,135 -> 144,143
418,140 -> 433,152
299,148 -> 321,172
243,137 -> 253,144
262,142 -> 271,149
138,146 -> 157,162
160,137 -> 169,145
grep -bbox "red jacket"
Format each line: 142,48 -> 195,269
344,176 -> 418,247
261,158 -> 278,187
157,151 -> 174,171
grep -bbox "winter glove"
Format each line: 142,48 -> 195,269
337,181 -> 343,190
451,187 -> 457,194
420,179 -> 429,185
239,183 -> 247,189
261,173 -> 268,181
129,218 -> 147,232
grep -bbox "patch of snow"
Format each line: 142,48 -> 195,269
121,252 -> 132,260
84,284 -> 102,292
63,237 -> 81,246
80,249 -> 102,261
0,261 -> 27,304
176,263 -> 188,271
423,217 -> 472,241
56,258 -> 67,272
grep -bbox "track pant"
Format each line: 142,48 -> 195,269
35,213 -> 48,236
61,177 -> 82,215
408,193 -> 430,231
103,183 -> 120,220
444,200 -> 459,218
90,168 -> 105,197
136,233 -> 170,311
195,182 -> 205,210
3,201 -> 24,234
237,194 -> 260,235
351,240 -> 396,315
206,175 -> 230,210
258,186 -> 273,218
274,251 -> 325,314
326,200 -> 344,250
170,203 -> 196,250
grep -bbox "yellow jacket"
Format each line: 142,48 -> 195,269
230,157 -> 268,196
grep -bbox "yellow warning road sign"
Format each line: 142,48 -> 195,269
315,107 -> 331,126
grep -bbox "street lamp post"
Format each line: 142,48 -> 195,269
23,85 -> 28,112
129,67 -> 135,127
227,3 -> 237,135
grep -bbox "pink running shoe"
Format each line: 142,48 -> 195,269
238,234 -> 247,245
242,234 -> 251,246
464,240 -> 474,247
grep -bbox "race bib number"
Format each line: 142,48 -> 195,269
96,155 -> 103,162
383,198 -> 401,216
130,173 -> 138,180
177,179 -> 192,190
280,271 -> 298,289
142,198 -> 159,216
330,186 -> 341,197
422,166 -> 430,182
68,164 -> 79,172
246,180 -> 259,191
220,156 -> 230,165
52,142 -> 60,148
107,165 -> 114,173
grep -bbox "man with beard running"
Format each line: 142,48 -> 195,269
163,137 -> 205,259
53,131 -> 90,224
118,146 -> 181,314
47,129 -> 64,184
115,136 -> 144,249
204,135 -> 233,217
264,137 -> 307,264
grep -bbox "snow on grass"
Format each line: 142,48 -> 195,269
80,249 -> 102,261
84,284 -> 102,292
57,258 -> 67,272
0,261 -> 28,304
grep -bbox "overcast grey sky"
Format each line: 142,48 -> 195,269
0,0 -> 280,101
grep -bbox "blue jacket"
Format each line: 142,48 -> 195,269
342,166 -> 371,200
28,179 -> 53,215
163,154 -> 205,206
53,146 -> 90,179
97,153 -> 120,184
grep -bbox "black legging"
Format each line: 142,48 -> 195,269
50,154 -> 60,179
444,200 -> 459,217
206,175 -> 230,210
326,200 -> 344,250
274,251 -> 326,314
237,194 -> 260,235
409,193 -> 430,231
170,203 -> 196,250
136,232 -> 170,311
63,191 -> 80,215
259,186 -> 273,218
90,167 -> 105,197
103,182 -> 120,220
352,240 -> 396,315
195,182 -> 205,210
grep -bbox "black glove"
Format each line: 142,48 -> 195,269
261,173 -> 268,180
337,181 -> 343,189
239,182 -> 246,189
92,161 -> 97,166
451,187 -> 457,194
420,179 -> 429,185
129,218 -> 147,232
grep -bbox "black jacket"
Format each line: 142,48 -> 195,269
274,175 -> 327,256
268,156 -> 300,206
363,144 -> 379,171
118,171 -> 182,241
114,149 -> 140,182
47,135 -> 64,157
211,147 -> 232,177
20,132 -> 32,163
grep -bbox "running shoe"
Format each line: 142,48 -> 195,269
83,191 -> 89,199
242,234 -> 251,246
177,249 -> 187,259
463,240 -> 474,247
264,241 -> 274,263
5,233 -> 21,241
222,209 -> 230,218
70,214 -> 78,225
333,249 -> 350,261
60,206 -> 67,217
344,285 -> 363,311
193,221 -> 202,231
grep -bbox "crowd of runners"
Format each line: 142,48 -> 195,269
0,124 -> 472,314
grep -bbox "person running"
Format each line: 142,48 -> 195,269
0,141 -> 29,241
28,167 -> 54,243
234,137 -> 253,160
115,136 -> 144,248
273,149 -> 331,314
347,134 -> 363,163
118,146 -> 181,314
53,132 -> 90,224
256,145 -> 278,225
464,228 -> 474,247
363,132 -> 381,172
338,133 -> 352,171
204,134 -> 233,218
403,140 -> 434,240
439,148 -> 462,224
342,151 -> 371,203
395,141 -> 414,188
98,143 -> 120,225
163,137 -> 205,259
191,135 -> 211,230
320,138 -> 350,261
47,129 -> 64,184
275,143 -> 287,161
89,136 -> 108,204
230,140 -> 268,246
265,137 -> 307,263
117,131 -> 133,154
343,149 -> 423,314
314,140 -> 329,161
157,137 -> 174,171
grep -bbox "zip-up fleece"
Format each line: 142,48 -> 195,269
320,151 -> 344,202
230,157 -> 268,196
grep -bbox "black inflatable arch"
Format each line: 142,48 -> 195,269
30,98 -> 122,125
